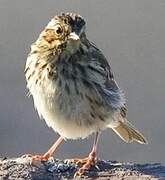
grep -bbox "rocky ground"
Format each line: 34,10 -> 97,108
0,157 -> 165,179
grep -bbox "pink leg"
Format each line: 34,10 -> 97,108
22,136 -> 64,161
69,132 -> 100,177
43,136 -> 64,159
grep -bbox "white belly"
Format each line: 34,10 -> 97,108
28,79 -> 109,139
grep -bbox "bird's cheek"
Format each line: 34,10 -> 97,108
48,39 -> 63,50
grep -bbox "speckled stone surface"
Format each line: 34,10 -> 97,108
0,157 -> 164,179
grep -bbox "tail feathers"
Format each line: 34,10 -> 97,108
112,121 -> 147,144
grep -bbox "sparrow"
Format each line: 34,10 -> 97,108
24,13 -> 147,176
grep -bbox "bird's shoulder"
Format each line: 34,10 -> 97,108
87,41 -> 126,110
88,41 -> 113,79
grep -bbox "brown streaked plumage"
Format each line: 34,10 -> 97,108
24,13 -> 147,177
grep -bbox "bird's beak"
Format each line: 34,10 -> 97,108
68,32 -> 80,41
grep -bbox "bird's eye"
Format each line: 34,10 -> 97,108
55,25 -> 63,35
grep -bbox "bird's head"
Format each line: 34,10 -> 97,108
35,13 -> 87,55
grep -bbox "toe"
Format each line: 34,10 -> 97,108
67,158 -> 88,165
73,158 -> 96,177
32,155 -> 49,161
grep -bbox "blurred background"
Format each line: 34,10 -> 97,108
0,0 -> 165,163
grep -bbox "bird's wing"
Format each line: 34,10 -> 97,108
88,42 -> 126,111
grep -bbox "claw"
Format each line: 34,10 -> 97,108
68,155 -> 97,177
21,153 -> 51,167
32,155 -> 49,161
67,157 -> 89,165
22,153 -> 49,161
74,170 -> 84,178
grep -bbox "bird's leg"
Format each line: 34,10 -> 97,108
69,132 -> 100,177
22,136 -> 64,162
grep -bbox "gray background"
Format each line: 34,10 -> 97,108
0,0 -> 165,163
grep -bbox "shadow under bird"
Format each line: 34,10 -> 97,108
24,13 -> 147,177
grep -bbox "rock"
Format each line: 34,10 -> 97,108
0,157 -> 164,179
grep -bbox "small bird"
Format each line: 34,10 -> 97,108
24,13 -> 147,176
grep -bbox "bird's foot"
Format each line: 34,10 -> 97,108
21,153 -> 51,165
68,151 -> 97,177
20,137 -> 64,166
